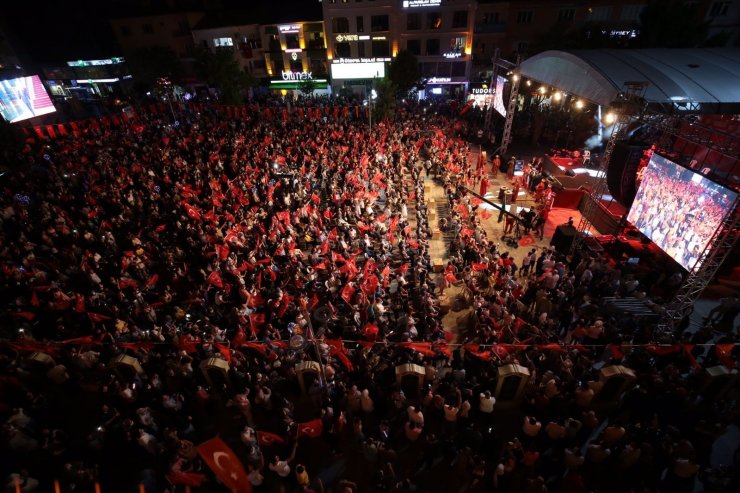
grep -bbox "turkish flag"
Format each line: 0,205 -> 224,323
716,343 -> 735,368
296,418 -> 323,439
87,312 -> 111,323
196,436 -> 252,493
256,431 -> 285,447
340,284 -> 355,305
166,471 -> 206,487
207,271 -> 224,289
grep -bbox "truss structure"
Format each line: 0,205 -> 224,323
484,52 -> 520,155
563,80 -> 739,330
662,202 -> 739,331
569,82 -> 648,254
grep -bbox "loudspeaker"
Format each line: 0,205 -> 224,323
110,354 -> 145,380
495,363 -> 530,404
550,225 -> 577,254
395,363 -> 425,397
199,357 -> 230,389
295,361 -> 322,394
27,352 -> 56,367
564,169 -> 576,177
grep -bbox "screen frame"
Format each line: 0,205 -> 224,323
626,152 -> 738,272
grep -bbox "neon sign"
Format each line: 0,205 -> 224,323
281,70 -> 313,81
403,0 -> 442,7
279,25 -> 301,33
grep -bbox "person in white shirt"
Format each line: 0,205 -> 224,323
479,391 -> 495,415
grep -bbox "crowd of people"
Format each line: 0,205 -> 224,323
0,97 -> 737,493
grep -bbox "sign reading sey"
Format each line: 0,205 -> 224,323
402,0 -> 442,8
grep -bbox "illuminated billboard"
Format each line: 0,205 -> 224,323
626,154 -> 738,271
0,75 -> 56,123
331,61 -> 386,80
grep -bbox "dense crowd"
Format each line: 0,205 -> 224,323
0,98 -> 737,493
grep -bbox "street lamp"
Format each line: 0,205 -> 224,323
368,88 -> 378,131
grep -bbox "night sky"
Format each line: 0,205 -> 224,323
4,0 -> 323,64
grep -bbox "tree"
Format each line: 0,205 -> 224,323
194,46 -> 252,104
387,50 -> 421,97
127,46 -> 185,92
298,78 -> 317,97
372,78 -> 397,122
637,0 -> 708,48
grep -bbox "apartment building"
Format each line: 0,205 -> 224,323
323,0 -> 477,98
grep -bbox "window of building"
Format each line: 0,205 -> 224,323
437,62 -> 451,77
357,16 -> 364,32
451,61 -> 466,77
271,59 -> 282,75
426,38 -> 440,55
482,12 -> 500,24
244,36 -> 262,49
335,42 -> 351,58
371,15 -> 389,31
253,59 -> 266,71
214,37 -> 234,47
304,23 -> 323,32
515,41 -> 529,53
308,32 -> 324,50
268,35 -> 281,52
428,12 -> 443,29
421,62 -> 436,77
332,17 -> 350,33
358,41 -> 366,57
285,34 -> 300,50
372,39 -> 389,57
619,4 -> 644,20
120,25 -> 131,37
407,39 -> 421,56
709,1 -> 731,16
558,9 -> 575,22
452,10 -> 468,28
450,36 -> 466,51
587,6 -> 613,21
311,58 -> 326,75
290,59 -> 303,72
407,13 -> 421,30
143,23 -> 154,34
516,11 -> 533,24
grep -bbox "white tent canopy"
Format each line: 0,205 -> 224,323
519,48 -> 740,114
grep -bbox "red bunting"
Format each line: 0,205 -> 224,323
465,344 -> 492,360
399,342 -> 436,357
682,344 -> 701,370
325,339 -> 353,371
177,335 -> 200,354
644,344 -> 682,356
87,312 -> 111,322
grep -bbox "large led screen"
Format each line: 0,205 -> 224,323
626,154 -> 737,271
331,62 -> 386,80
0,75 -> 56,123
494,75 -> 507,117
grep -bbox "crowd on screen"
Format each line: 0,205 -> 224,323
627,158 -> 736,270
0,97 -> 738,493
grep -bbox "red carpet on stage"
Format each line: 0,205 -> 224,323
544,208 -> 594,238
549,156 -> 581,169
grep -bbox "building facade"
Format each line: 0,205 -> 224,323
323,0 -> 477,98
261,21 -> 330,95
192,23 -> 269,82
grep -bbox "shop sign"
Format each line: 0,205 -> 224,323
443,52 -> 462,59
281,70 -> 313,81
279,24 -> 301,33
336,34 -> 359,42
403,0 -> 442,7
334,57 -> 391,64
427,77 -> 451,84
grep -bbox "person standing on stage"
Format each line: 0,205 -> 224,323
492,154 -> 501,177
480,174 -> 489,197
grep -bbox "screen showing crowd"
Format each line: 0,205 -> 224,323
0,75 -> 56,123
626,153 -> 737,271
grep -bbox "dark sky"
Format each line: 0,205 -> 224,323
4,0 -> 323,64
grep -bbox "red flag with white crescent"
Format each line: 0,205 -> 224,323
196,436 -> 252,493
296,418 -> 323,438
256,431 -> 285,447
